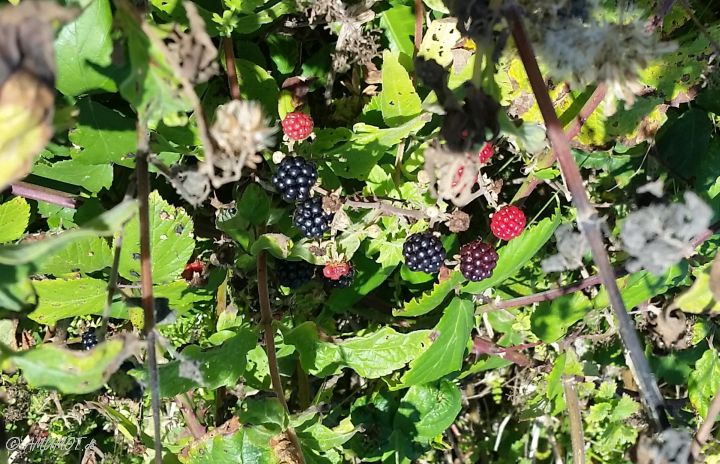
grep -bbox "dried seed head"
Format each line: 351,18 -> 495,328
211,100 -> 276,160
541,224 -> 590,273
172,167 -> 211,206
165,2 -> 218,84
446,210 -> 471,233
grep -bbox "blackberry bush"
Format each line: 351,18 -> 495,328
403,232 -> 446,274
459,240 -> 499,282
293,197 -> 333,238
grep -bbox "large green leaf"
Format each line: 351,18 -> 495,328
285,323 -> 430,379
54,0 -> 117,96
32,158 -> 113,193
179,422 -> 274,464
69,99 -> 136,166
393,271 -> 465,317
28,277 -> 107,324
250,233 -> 292,259
149,329 -> 256,397
297,418 -> 357,453
418,19 -> 461,67
395,379 -> 462,443
379,5 -> 415,64
462,214 -> 560,294
592,264 -> 687,310
688,348 -> 720,419
0,199 -> 136,266
0,197 -> 30,244
399,297 -> 474,387
676,270 -> 720,314
380,50 -> 422,127
117,191 -> 195,284
655,108 -> 712,179
234,59 -> 279,118
37,236 -> 113,276
1,336 -> 137,394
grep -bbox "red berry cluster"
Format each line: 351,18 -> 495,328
281,111 -> 314,141
490,205 -> 526,241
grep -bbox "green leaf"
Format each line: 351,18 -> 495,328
233,1 -> 297,35
676,269 -> 720,314
235,59 -> 280,119
530,292 -> 593,343
150,329 -> 256,397
418,19 -> 461,67
54,0 -> 117,96
393,271 -> 464,317
0,199 -> 136,266
298,418 -> 357,452
400,297 -> 474,387
2,336 -> 137,394
593,264 -> 687,310
689,348 -> 720,419
28,277 -> 108,325
32,159 -> 113,193
237,183 -> 271,226
117,191 -> 195,284
286,323 -> 430,379
380,50 -> 422,127
250,233 -> 293,259
37,236 -> 112,275
0,197 -> 30,243
379,5 -> 415,61
179,424 -> 274,464
462,214 -> 560,294
395,379 -> 461,443
655,108 -> 712,179
267,34 -> 298,74
69,99 -> 136,166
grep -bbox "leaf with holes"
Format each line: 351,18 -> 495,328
380,50 -> 422,127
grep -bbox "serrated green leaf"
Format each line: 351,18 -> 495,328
286,323 -> 430,379
117,191 -> 195,283
145,329 -> 256,398
0,197 -> 30,243
400,297 -> 474,387
418,19 -> 461,67
32,158 -> 113,193
0,199 -> 136,266
37,236 -> 112,275
54,0 -> 117,96
395,379 -> 461,443
250,233 -> 293,258
28,277 -> 107,324
531,292 -> 593,343
610,395 -> 639,422
179,425 -> 274,464
2,336 -> 137,394
394,271 -> 464,317
69,99 -> 136,166
380,50 -> 422,127
463,214 -> 560,294
689,348 -> 720,419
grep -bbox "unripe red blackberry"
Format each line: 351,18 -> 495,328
459,240 -> 498,282
323,262 -> 351,281
277,260 -> 316,289
327,264 -> 355,288
403,232 -> 446,274
490,205 -> 526,241
281,111 -> 314,141
293,197 -> 333,238
272,156 -> 318,203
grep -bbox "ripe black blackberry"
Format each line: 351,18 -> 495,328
327,265 -> 355,288
459,240 -> 499,282
403,232 -> 446,274
277,260 -> 316,289
293,197 -> 333,238
81,329 -> 98,350
272,156 -> 318,202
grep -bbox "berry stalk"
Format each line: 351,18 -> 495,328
506,7 -> 669,431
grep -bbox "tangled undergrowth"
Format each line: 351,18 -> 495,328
1,0 -> 720,463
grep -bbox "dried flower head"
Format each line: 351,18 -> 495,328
446,210 -> 471,233
538,16 -> 675,106
541,224 -> 590,273
620,192 -> 712,276
170,167 -> 211,206
165,2 -> 218,84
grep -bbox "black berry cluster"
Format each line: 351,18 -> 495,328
81,329 -> 98,351
293,197 -> 332,238
459,240 -> 498,282
272,156 -> 318,202
277,260 -> 316,289
327,265 -> 355,288
403,232 -> 446,274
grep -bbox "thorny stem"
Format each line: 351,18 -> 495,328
257,249 -> 306,464
9,181 -> 79,209
344,199 -> 429,220
176,394 -> 206,439
506,8 -> 670,431
223,37 -> 241,100
692,385 -> 720,459
562,375 -> 585,464
136,124 -> 163,463
512,83 -> 607,204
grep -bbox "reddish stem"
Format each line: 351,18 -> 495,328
10,181 -> 79,209
223,38 -> 241,100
